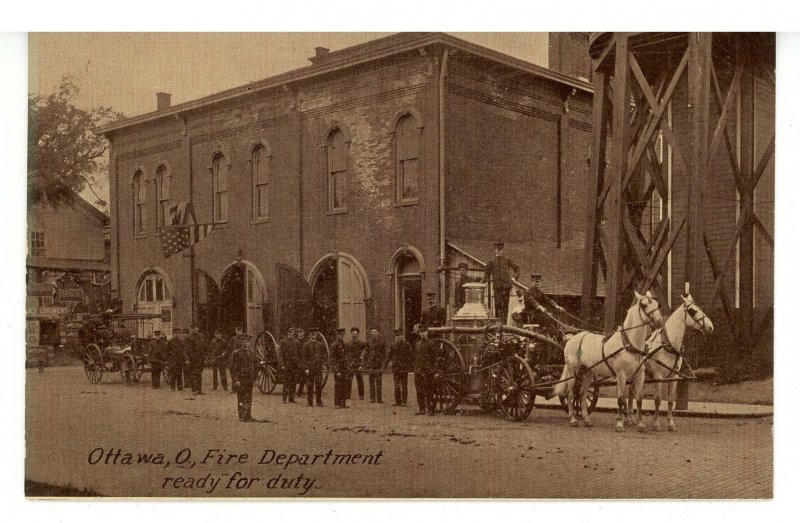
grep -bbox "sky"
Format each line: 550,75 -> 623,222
29,32 -> 549,209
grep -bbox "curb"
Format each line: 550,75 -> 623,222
533,402 -> 773,419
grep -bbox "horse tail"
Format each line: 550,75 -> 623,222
551,364 -> 571,399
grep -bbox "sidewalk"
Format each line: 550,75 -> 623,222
534,395 -> 774,419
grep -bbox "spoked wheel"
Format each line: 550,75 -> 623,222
560,381 -> 600,417
254,331 -> 280,394
83,343 -> 103,384
162,365 -> 172,386
496,354 -> 536,422
120,353 -> 137,384
431,339 -> 467,414
318,333 -> 331,390
131,359 -> 144,383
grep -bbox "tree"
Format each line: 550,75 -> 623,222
28,77 -> 124,208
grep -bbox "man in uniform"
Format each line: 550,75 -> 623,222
280,327 -> 299,403
362,327 -> 386,403
295,328 -> 307,398
230,333 -> 257,422
300,327 -> 327,407
166,327 -> 186,391
420,292 -> 446,329
454,262 -> 480,311
482,241 -> 520,325
384,328 -> 413,406
229,326 -> 249,394
208,329 -> 229,392
522,273 -> 565,342
148,330 -> 166,389
413,324 -> 437,416
346,327 -> 366,400
330,328 -> 349,409
187,323 -> 208,395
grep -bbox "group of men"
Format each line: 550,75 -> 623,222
145,323 -> 242,393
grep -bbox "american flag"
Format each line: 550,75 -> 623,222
158,202 -> 215,258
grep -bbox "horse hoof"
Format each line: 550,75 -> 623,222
584,419 -> 593,428
637,423 -> 647,433
668,423 -> 677,432
615,424 -> 624,432
652,423 -> 662,432
569,419 -> 579,427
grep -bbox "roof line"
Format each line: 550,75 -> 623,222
96,32 -> 592,135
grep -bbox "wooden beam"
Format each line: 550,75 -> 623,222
739,38 -> 756,350
708,65 -> 742,167
752,133 -> 775,190
703,231 -> 737,334
684,32 -> 712,306
580,69 -> 609,319
710,210 -> 749,304
644,215 -> 686,291
711,60 -> 746,195
752,213 -> 774,249
603,34 -> 633,330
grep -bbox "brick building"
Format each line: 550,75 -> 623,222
26,193 -> 111,361
98,32 -> 594,339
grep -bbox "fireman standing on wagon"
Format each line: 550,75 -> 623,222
523,273 -> 565,342
482,241 -> 519,325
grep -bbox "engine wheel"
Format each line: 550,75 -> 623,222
431,339 -> 466,413
496,354 -> 535,422
120,353 -> 137,384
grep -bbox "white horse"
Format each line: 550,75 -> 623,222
644,294 -> 714,431
552,290 -> 663,431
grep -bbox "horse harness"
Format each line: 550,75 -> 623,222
597,298 -> 660,379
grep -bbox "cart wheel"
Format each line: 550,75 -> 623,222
132,360 -> 144,383
432,339 -> 466,414
83,343 -> 103,384
318,333 -> 331,390
120,353 -> 137,384
255,331 -> 279,394
560,382 -> 600,417
496,354 -> 536,422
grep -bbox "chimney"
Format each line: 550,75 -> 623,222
309,46 -> 331,65
156,92 -> 171,111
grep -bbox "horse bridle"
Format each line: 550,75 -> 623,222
637,296 -> 661,330
683,299 -> 710,332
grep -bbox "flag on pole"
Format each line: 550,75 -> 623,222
158,202 -> 216,258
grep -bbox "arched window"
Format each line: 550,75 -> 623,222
252,145 -> 270,220
133,170 -> 147,234
327,129 -> 348,211
396,114 -> 420,202
136,270 -> 172,338
156,164 -> 171,228
212,154 -> 228,223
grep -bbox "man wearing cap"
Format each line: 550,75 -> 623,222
229,326 -> 249,394
330,328 -> 349,409
413,324 -> 437,415
148,330 -> 167,389
280,327 -> 299,403
187,323 -> 208,395
346,327 -> 366,401
230,333 -> 257,422
420,292 -> 446,329
523,274 -> 564,341
384,328 -> 413,406
208,329 -> 229,392
166,328 -> 187,391
454,262 -> 480,311
362,327 -> 386,403
300,328 -> 327,407
482,241 -> 520,325
295,328 -> 307,398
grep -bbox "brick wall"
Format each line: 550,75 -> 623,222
548,33 -> 591,81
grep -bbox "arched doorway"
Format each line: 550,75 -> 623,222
195,269 -> 221,336
309,253 -> 370,336
219,261 -> 266,336
390,246 -> 425,337
135,268 -> 173,338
